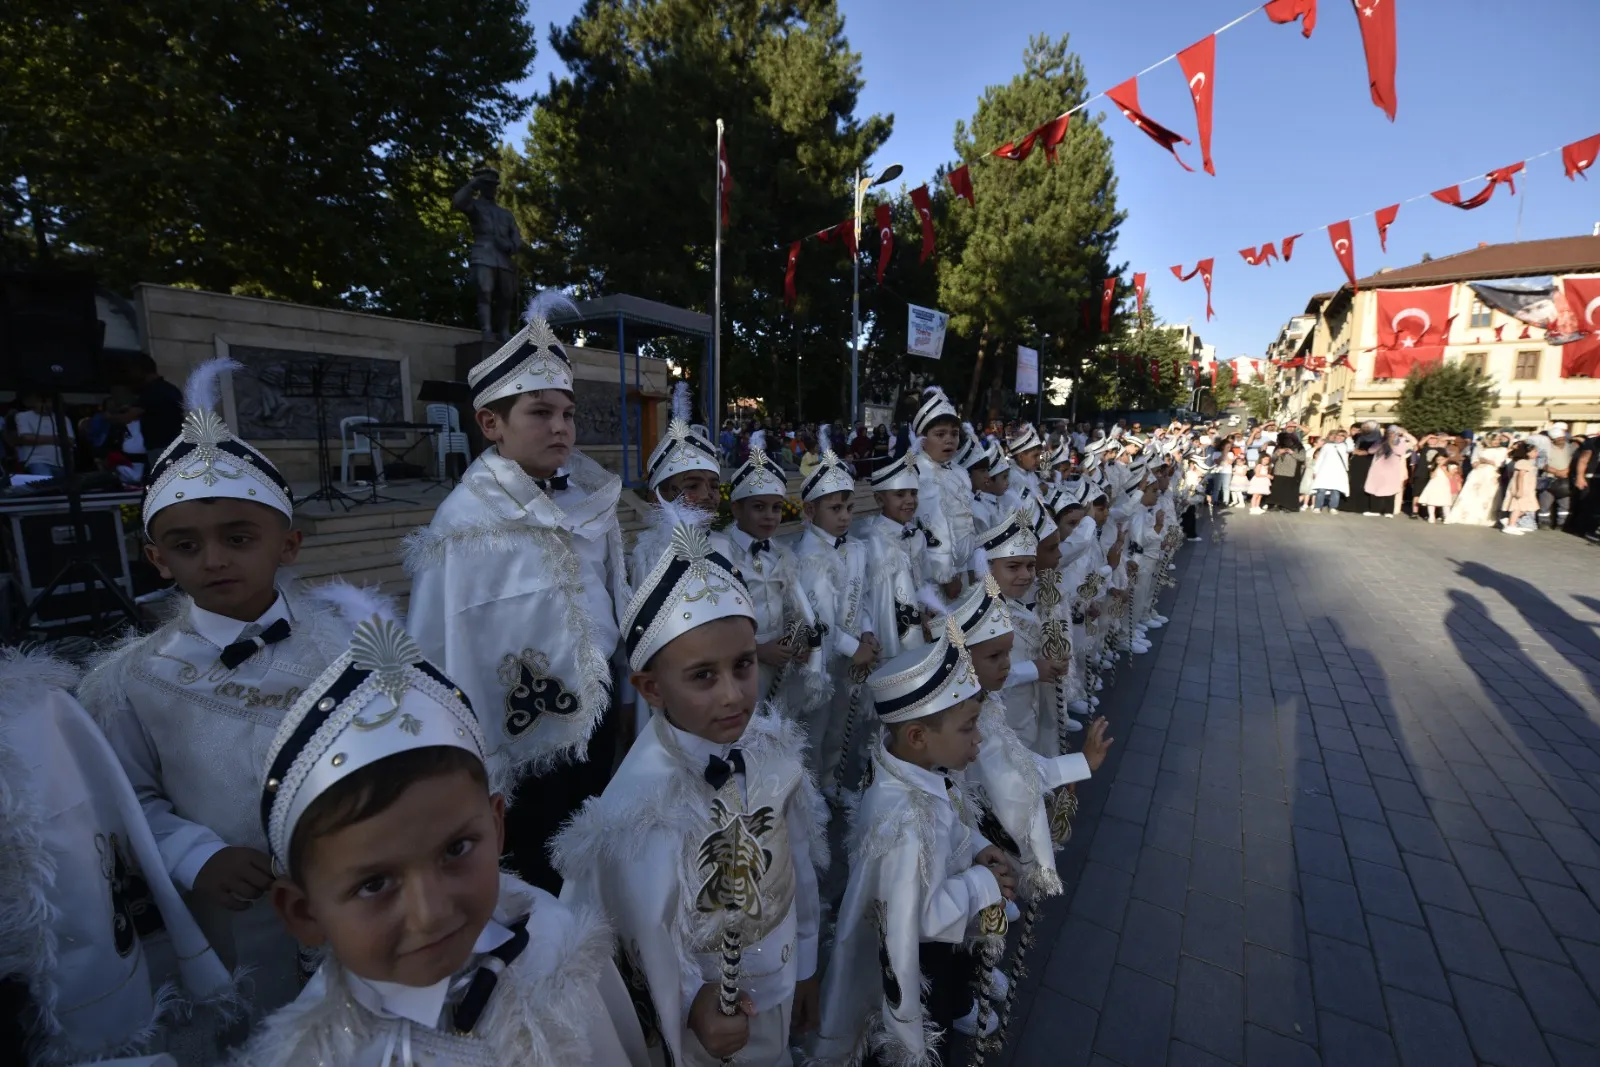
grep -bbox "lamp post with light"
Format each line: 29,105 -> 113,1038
850,163 -> 902,424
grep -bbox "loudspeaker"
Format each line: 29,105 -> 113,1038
0,272 -> 104,392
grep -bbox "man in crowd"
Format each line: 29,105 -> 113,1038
107,354 -> 185,460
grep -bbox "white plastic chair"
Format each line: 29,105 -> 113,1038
423,404 -> 469,479
339,415 -> 385,484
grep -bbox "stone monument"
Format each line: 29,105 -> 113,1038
452,166 -> 525,340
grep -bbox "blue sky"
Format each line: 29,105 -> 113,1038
508,0 -> 1599,362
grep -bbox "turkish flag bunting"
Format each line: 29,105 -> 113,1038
1189,360 -> 1200,370
1198,259 -> 1216,320
784,242 -> 800,309
1251,359 -> 1259,373
816,220 -> 856,257
1375,203 -> 1399,252
1493,324 -> 1505,341
994,128 -> 1041,162
1081,298 -> 1097,333
1563,133 -> 1600,180
1520,325 -> 1532,340
1560,274 -> 1600,377
1432,163 -> 1524,210
1374,284 -> 1451,378
910,185 -> 936,263
1240,242 -> 1280,267
1171,261 -> 1202,281
1263,0 -> 1317,37
718,136 -> 733,227
1210,363 -> 1217,388
874,204 -> 893,283
1327,220 -> 1357,289
1105,77 -> 1195,172
1282,234 -> 1302,262
1351,0 -> 1398,121
1152,360 -> 1160,386
1039,114 -> 1071,162
1101,278 -> 1117,331
948,165 -> 975,206
1176,35 -> 1217,175
1134,272 -> 1147,317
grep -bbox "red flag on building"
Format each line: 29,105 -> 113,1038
1176,35 -> 1217,176
1282,233 -> 1302,262
1493,324 -> 1505,341
1263,0 -> 1317,37
1375,203 -> 1399,252
1250,359 -> 1260,374
1152,359 -> 1161,386
1105,77 -> 1195,172
1520,325 -> 1532,340
1134,272 -> 1147,317
1560,274 -> 1600,377
1210,362 -> 1217,388
784,242 -> 800,308
718,133 -> 732,226
1373,284 -> 1451,378
1101,278 -> 1117,331
874,204 -> 893,283
948,165 -> 975,206
1327,220 -> 1357,289
1352,0 -> 1398,121
1563,133 -> 1600,180
910,185 -> 936,263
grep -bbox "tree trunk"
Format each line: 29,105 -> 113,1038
24,175 -> 50,264
964,321 -> 992,417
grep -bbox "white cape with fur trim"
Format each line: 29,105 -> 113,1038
857,516 -> 931,663
223,876 -> 647,1067
402,447 -> 628,782
0,651 -> 234,1066
551,708 -> 826,1067
913,458 -> 974,586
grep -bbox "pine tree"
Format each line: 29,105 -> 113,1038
1395,361 -> 1497,435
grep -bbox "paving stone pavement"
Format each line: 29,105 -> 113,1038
994,507 -> 1600,1067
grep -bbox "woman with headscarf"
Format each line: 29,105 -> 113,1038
1362,425 -> 1417,517
1342,422 -> 1381,514
1268,431 -> 1305,511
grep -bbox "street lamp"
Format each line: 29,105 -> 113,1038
851,162 -> 903,424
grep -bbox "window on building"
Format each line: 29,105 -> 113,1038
1469,300 -> 1492,329
1460,351 -> 1488,374
1514,350 -> 1540,380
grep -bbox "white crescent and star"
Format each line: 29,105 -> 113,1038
1584,295 -> 1600,327
1391,309 -> 1432,342
880,226 -> 893,243
1189,72 -> 1207,98
1335,238 -> 1352,256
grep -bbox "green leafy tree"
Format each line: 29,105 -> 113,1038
1236,381 -> 1274,422
1395,361 -> 1497,435
1,1 -> 534,322
936,34 -> 1124,420
512,0 -> 890,421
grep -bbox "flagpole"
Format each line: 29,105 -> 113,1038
714,118 -> 724,438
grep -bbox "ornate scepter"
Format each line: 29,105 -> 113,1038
696,796 -> 776,1066
832,659 -> 873,792
968,899 -> 1010,1066
764,617 -> 810,704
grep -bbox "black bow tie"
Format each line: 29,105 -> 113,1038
833,534 -> 848,549
705,748 -> 746,790
901,522 -> 921,540
451,915 -> 531,1034
219,618 -> 291,669
751,539 -> 771,555
535,473 -> 569,493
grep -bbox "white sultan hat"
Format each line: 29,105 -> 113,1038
801,449 -> 855,502
621,522 -> 754,672
1006,422 -> 1042,456
975,508 -> 1039,561
1044,439 -> 1072,468
950,573 -> 1013,644
1030,501 -> 1058,542
260,584 -> 485,871
986,446 -> 1012,479
142,357 -> 294,534
1122,433 -> 1147,450
868,616 -> 981,724
911,386 -> 960,436
646,381 -> 720,491
867,451 -> 920,493
729,446 -> 788,501
954,433 -> 988,470
1084,435 -> 1116,456
468,290 -> 579,409
1055,478 -> 1090,510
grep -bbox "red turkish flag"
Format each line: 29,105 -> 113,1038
1198,258 -> 1216,320
1171,263 -> 1197,281
1105,77 -> 1195,172
1040,114 -> 1071,163
816,220 -> 856,257
1134,272 -> 1147,316
1101,278 -> 1117,331
718,135 -> 732,227
1327,220 -> 1357,289
948,164 -> 975,206
993,128 -> 1041,162
1520,325 -> 1532,340
1493,324 -> 1505,341
1375,203 -> 1399,252
1251,359 -> 1260,373
1152,360 -> 1161,386
910,185 -> 936,263
1563,133 -> 1600,180
874,204 -> 893,283
1240,243 -> 1280,267
784,242 -> 800,309
1264,0 -> 1317,37
1374,284 -> 1451,378
1351,0 -> 1398,121
1433,163 -> 1524,210
1176,35 -> 1217,176
1210,363 -> 1218,388
1561,274 -> 1600,377
1282,234 -> 1302,262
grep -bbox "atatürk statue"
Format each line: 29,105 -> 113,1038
452,167 -> 525,340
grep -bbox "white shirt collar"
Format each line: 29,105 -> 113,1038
188,590 -> 292,651
345,919 -> 515,1029
805,523 -> 845,547
664,715 -> 740,766
874,514 -> 909,537
728,525 -> 760,553
880,739 -> 954,800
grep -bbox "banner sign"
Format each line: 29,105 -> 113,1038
907,304 -> 949,359
1016,345 -> 1039,395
